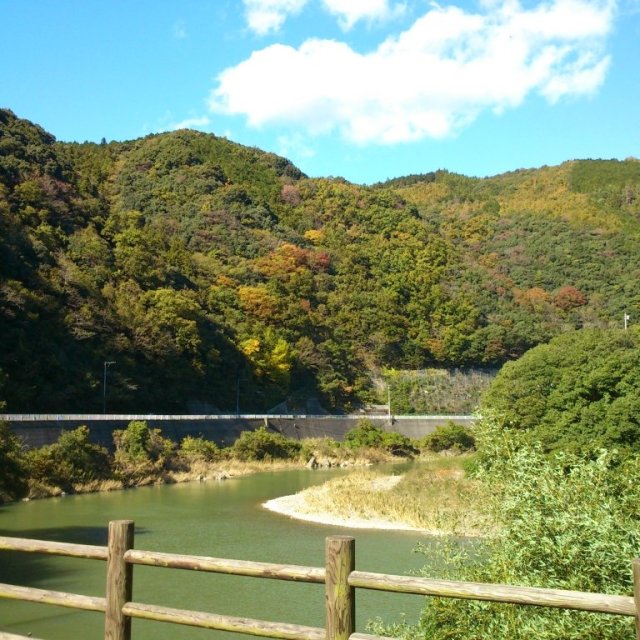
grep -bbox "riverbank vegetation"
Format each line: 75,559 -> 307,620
370,331 -> 640,640
374,420 -> 640,640
0,419 -> 473,503
280,457 -> 486,535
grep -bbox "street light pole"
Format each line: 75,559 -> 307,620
103,361 -> 116,413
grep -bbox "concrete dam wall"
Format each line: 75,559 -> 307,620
1,414 -> 477,449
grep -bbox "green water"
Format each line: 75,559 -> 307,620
0,468 -> 432,639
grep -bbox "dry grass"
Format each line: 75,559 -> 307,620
292,455 -> 489,536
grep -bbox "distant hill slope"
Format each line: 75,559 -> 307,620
1,108 -> 639,412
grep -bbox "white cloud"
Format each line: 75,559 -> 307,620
212,0 -> 615,144
170,116 -> 211,130
243,0 -> 308,35
321,0 -> 407,30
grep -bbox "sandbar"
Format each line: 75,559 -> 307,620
262,475 -> 430,532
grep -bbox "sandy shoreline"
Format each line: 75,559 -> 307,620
262,475 -> 432,532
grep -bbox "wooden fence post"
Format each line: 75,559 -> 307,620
105,520 -> 135,640
325,536 -> 355,640
633,558 -> 640,640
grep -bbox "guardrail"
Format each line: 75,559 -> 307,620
1,521 -> 638,640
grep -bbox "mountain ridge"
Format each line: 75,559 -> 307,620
1,108 -> 638,412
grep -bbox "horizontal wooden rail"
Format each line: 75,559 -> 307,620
0,633 -> 47,640
349,571 -> 636,617
1,524 -> 638,639
123,602 -> 326,640
124,549 -> 325,582
0,535 -> 108,560
0,582 -> 106,612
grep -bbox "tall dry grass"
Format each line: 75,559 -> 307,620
296,456 -> 489,535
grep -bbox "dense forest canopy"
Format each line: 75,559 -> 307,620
1,108 -> 639,413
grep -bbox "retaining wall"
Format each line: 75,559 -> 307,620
1,414 -> 477,449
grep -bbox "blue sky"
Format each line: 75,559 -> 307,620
1,0 -> 639,184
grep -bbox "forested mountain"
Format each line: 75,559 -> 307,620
1,108 -> 639,412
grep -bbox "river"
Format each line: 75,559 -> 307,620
0,467 -> 433,639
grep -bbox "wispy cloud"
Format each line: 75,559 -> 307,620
170,116 -> 211,130
278,132 -> 316,158
243,0 -> 308,35
321,0 -> 407,30
212,0 -> 615,144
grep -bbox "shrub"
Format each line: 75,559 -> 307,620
343,420 -> 387,448
231,426 -> 302,461
0,422 -> 28,502
380,421 -> 640,640
420,422 -> 475,453
113,421 -> 175,481
25,426 -> 111,492
343,420 -> 417,457
179,435 -> 219,462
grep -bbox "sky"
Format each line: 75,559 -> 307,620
1,0 -> 639,184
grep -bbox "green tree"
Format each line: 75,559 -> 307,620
0,423 -> 28,503
384,429 -> 640,640
26,426 -> 111,492
420,422 -> 475,452
112,420 -> 175,482
481,328 -> 640,457
179,435 -> 219,462
343,420 -> 417,456
231,426 -> 301,461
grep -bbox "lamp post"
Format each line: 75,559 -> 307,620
103,361 -> 116,413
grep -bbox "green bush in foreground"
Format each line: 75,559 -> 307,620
377,421 -> 640,640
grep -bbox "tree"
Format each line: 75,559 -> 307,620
388,432 -> 640,640
0,423 -> 28,502
25,426 -> 111,492
112,420 -> 175,482
481,328 -> 640,457
231,426 -> 301,461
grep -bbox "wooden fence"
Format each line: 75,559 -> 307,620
1,520 -> 639,640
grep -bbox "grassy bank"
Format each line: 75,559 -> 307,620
270,455 -> 488,536
1,419 -> 476,503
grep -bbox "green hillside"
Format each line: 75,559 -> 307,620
1,109 -> 639,412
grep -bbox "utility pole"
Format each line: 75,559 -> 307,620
103,361 -> 116,413
387,383 -> 392,425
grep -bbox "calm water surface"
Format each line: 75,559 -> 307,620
0,467 -> 434,639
